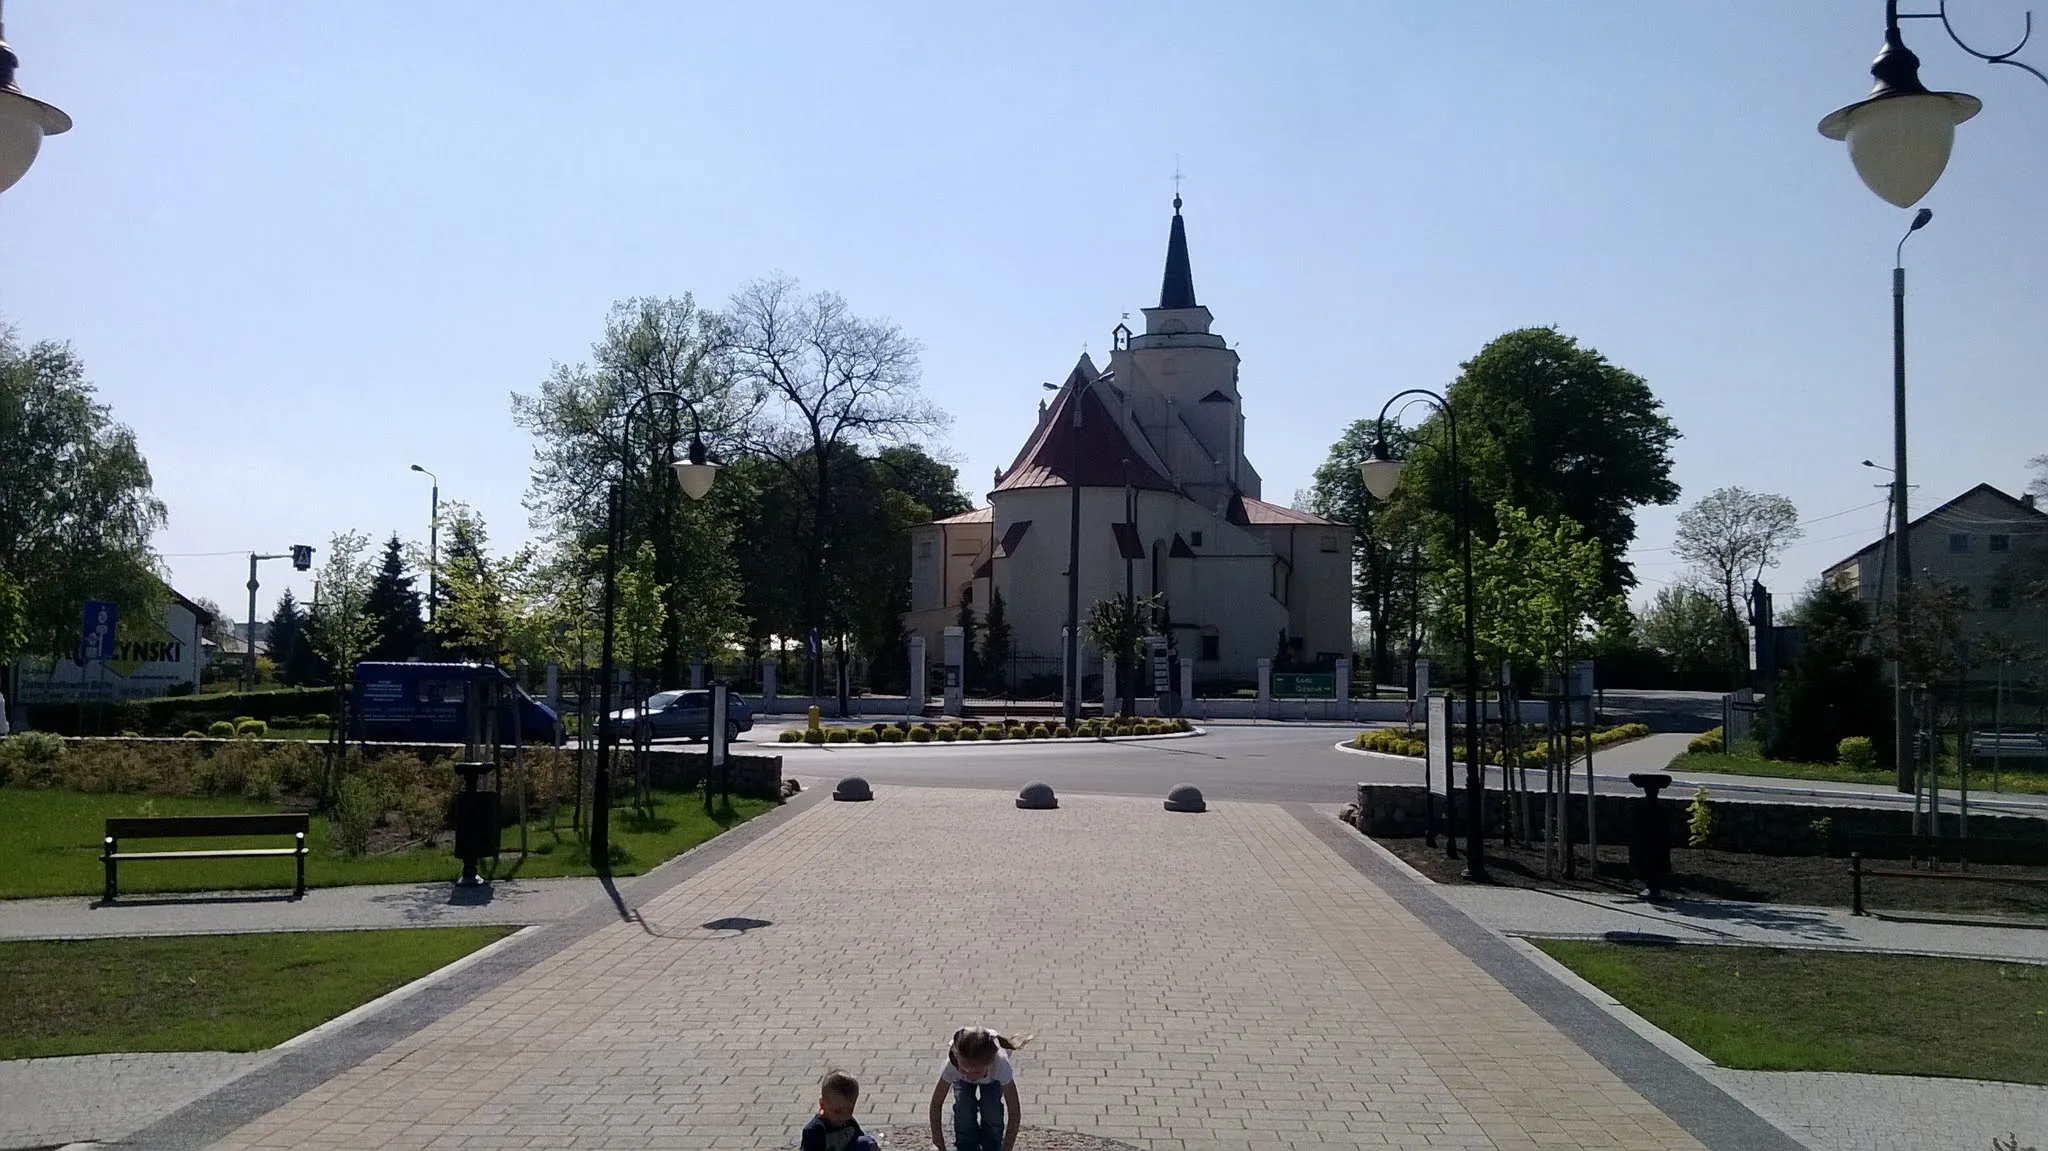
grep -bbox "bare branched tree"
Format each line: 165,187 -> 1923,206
720,275 -> 947,698
1673,487 -> 1802,682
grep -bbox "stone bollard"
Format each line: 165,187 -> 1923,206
1164,784 -> 1206,813
832,776 -> 874,802
1016,781 -> 1058,810
1627,772 -> 1674,901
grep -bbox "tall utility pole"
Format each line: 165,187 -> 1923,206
245,551 -> 288,690
1892,208 -> 1931,792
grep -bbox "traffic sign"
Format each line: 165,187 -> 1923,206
80,600 -> 117,662
1271,672 -> 1335,699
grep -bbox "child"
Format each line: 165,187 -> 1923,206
927,1027 -> 1032,1151
802,1070 -> 880,1151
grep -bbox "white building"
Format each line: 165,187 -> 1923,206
10,589 -> 213,703
904,199 -> 1354,682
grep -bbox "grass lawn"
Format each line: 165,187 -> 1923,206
1536,940 -> 2048,1083
1667,749 -> 2048,796
0,787 -> 773,899
0,926 -> 513,1059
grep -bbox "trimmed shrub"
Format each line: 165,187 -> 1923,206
1028,724 -> 1050,739
1838,735 -> 1876,769
118,729 -> 141,738
207,720 -> 236,738
934,727 -> 956,742
1174,718 -> 1193,732
1688,726 -> 1725,756
881,727 -> 906,743
779,730 -> 801,743
957,726 -> 980,741
826,728 -> 853,744
803,729 -> 825,745
983,725 -> 1007,741
1052,724 -> 1072,738
1113,724 -> 1133,737
855,729 -> 879,744
909,727 -> 933,743
235,719 -> 268,739
310,713 -> 332,726
182,730 -> 206,739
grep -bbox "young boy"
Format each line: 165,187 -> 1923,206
802,1070 -> 880,1151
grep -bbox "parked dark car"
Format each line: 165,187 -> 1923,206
604,689 -> 753,742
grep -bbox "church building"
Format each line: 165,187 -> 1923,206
903,199 -> 1355,684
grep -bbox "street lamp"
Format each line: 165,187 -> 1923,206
1360,388 -> 1486,881
410,464 -> 439,628
1819,2 -> 1983,207
0,1 -> 71,195
590,390 -> 717,871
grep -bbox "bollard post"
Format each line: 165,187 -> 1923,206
1851,852 -> 1865,916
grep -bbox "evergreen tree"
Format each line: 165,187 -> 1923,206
1763,582 -> 1887,764
266,589 -> 321,686
979,587 -> 1013,695
955,597 -> 979,695
364,533 -> 424,662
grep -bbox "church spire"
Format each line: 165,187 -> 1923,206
1158,195 -> 1198,310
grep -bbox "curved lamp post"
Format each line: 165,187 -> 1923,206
590,391 -> 718,871
0,0 -> 72,195
1359,388 -> 1486,881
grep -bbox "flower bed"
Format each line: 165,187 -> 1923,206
1348,721 -> 1651,767
778,717 -> 1195,745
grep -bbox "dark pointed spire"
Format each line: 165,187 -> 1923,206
1158,195 -> 1198,310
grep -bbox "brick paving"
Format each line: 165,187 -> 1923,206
194,789 -> 1715,1150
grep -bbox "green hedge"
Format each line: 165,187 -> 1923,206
24,687 -> 336,737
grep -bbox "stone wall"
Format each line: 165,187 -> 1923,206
1352,782 -> 2048,859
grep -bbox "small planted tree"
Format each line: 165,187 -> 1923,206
980,587 -> 1012,696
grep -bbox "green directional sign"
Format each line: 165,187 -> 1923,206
1271,672 -> 1336,699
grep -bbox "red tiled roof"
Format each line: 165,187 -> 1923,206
996,383 -> 1176,493
932,507 -> 993,525
1227,495 -> 1342,527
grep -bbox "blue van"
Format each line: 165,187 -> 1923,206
351,662 -> 562,745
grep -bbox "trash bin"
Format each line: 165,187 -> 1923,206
452,761 -> 499,887
1626,772 -> 1673,901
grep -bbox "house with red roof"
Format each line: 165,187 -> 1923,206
904,199 -> 1354,684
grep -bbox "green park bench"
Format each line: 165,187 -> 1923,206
102,813 -> 310,901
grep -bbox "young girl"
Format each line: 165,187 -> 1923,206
927,1026 -> 1032,1151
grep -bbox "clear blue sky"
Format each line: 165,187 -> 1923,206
4,2 -> 2043,627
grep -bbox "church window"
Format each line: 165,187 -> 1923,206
918,539 -> 933,560
1199,634 -> 1220,662
1189,531 -> 1203,548
1319,534 -> 1339,553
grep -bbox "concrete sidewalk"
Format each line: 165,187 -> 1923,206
0,876 -> 606,941
1433,883 -> 2048,964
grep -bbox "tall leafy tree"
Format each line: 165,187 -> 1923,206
307,531 -> 379,683
1637,585 -> 1726,678
722,276 -> 948,700
512,296 -> 751,683
1430,502 -> 1614,683
364,534 -> 426,662
1764,581 -> 1886,763
1309,419 -> 1420,689
1673,487 -> 1802,682
1401,327 -> 1680,599
432,504 -> 514,665
0,326 -> 168,663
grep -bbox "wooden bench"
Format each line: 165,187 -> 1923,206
102,814 -> 310,901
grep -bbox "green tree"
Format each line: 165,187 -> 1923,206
955,597 -> 980,696
723,276 -> 948,701
607,540 -> 667,682
307,531 -> 379,684
1309,419 -> 1420,689
1673,487 -> 1802,684
1401,327 -> 1680,599
363,534 -> 425,662
1433,502 -> 1612,682
0,326 -> 168,663
265,590 -> 320,686
1637,585 -> 1726,678
512,296 -> 751,684
980,587 -> 1013,695
1764,581 -> 1886,763
1084,594 -> 1157,705
431,504 -> 514,664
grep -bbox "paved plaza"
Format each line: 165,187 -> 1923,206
101,786 -> 1785,1150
